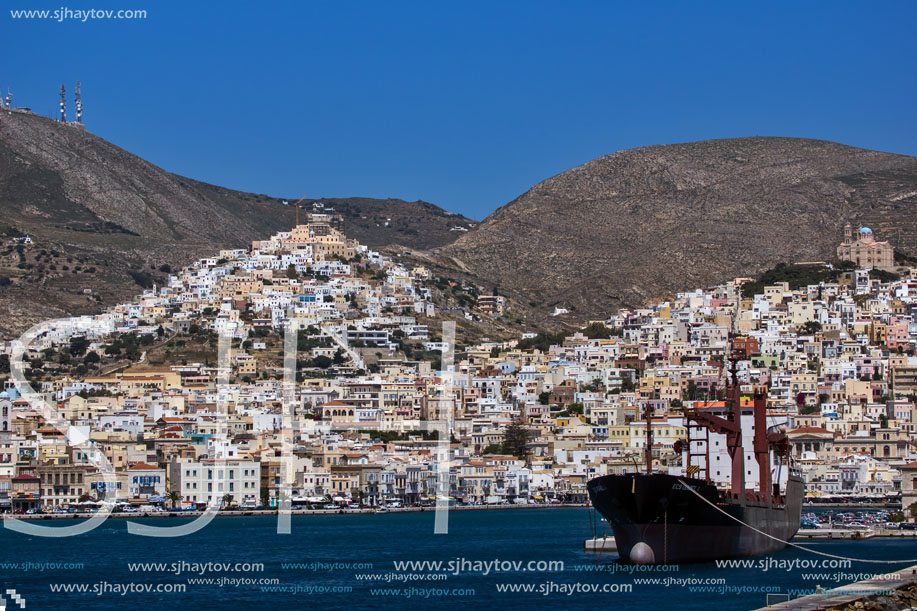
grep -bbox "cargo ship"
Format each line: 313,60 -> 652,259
587,357 -> 803,564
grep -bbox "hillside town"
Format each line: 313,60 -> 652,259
2,218 -> 917,516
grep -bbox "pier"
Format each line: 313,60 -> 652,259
585,529 -> 917,550
755,565 -> 917,610
795,528 -> 917,540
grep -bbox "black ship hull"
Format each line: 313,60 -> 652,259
587,473 -> 803,564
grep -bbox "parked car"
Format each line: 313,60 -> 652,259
800,520 -> 821,529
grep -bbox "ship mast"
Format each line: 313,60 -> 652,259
645,403 -> 653,475
725,354 -> 746,504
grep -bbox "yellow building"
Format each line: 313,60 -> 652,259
287,217 -> 356,260
837,224 -> 894,270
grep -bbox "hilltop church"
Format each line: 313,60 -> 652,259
837,223 -> 895,271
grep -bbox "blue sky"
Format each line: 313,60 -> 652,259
6,1 -> 917,219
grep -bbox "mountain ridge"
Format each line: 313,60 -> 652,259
445,136 -> 917,323
0,110 -> 474,338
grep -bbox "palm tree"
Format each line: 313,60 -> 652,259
221,494 -> 234,510
167,491 -> 182,509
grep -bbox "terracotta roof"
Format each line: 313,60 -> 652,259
129,463 -> 160,470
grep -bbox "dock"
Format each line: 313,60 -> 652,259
795,528 -> 917,540
584,528 -> 917,554
794,528 -> 877,540
754,565 -> 917,610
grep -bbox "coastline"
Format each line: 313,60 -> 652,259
1,502 -> 590,521
755,565 -> 917,611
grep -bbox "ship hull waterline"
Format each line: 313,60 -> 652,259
587,473 -> 803,564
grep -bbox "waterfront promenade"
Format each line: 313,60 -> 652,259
2,502 -> 591,520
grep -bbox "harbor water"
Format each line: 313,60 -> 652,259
0,508 -> 911,610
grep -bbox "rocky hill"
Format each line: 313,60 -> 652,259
0,110 -> 474,338
445,137 -> 917,325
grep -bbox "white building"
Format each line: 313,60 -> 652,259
169,459 -> 260,507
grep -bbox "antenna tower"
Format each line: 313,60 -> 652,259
75,81 -> 82,123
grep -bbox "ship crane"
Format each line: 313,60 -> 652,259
684,348 -> 788,505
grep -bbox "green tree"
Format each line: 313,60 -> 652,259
167,491 -> 182,509
799,403 -> 820,415
69,336 -> 90,357
802,320 -> 823,335
129,269 -> 154,289
502,422 -> 533,461
582,322 -> 620,339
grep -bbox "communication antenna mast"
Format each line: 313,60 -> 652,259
59,84 -> 66,122
74,81 -> 82,123
4,89 -> 10,109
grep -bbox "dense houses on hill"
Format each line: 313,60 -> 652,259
2,222 -> 917,514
